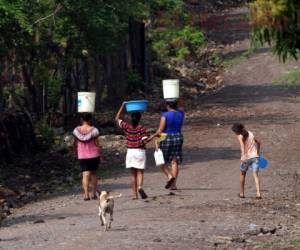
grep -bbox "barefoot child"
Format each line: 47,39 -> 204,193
231,123 -> 262,199
115,102 -> 148,199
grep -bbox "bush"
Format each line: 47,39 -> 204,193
36,121 -> 55,147
127,70 -> 144,92
152,25 -> 206,61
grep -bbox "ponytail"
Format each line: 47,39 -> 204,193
131,112 -> 141,128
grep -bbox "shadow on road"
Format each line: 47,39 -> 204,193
186,111 -> 298,127
2,212 -> 89,228
183,147 -> 239,164
200,84 -> 300,106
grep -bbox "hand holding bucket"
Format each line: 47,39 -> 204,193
258,155 -> 268,169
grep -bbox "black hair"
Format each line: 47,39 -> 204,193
231,123 -> 249,140
131,112 -> 141,128
80,113 -> 93,125
166,100 -> 178,110
159,100 -> 168,112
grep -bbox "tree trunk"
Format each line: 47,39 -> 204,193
62,42 -> 74,114
0,112 -> 36,166
22,64 -> 38,113
0,81 -> 3,112
94,55 -> 105,110
128,18 -> 146,83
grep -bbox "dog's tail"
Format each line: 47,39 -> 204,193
96,190 -> 122,199
108,193 -> 122,199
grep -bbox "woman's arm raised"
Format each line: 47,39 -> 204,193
115,102 -> 125,122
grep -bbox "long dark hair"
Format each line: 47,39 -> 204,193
131,112 -> 141,128
80,113 -> 93,125
231,123 -> 249,141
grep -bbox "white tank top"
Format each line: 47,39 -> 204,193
243,131 -> 258,160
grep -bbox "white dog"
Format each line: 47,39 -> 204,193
97,191 -> 122,231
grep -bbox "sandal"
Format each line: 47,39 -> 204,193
165,177 -> 175,189
91,195 -> 97,200
238,194 -> 245,199
84,197 -> 90,201
255,196 -> 262,200
138,188 -> 148,199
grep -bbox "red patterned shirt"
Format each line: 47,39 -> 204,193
118,120 -> 148,148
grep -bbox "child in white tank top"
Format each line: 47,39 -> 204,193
232,123 -> 262,199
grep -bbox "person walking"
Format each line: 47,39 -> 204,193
149,99 -> 184,190
115,102 -> 148,200
73,113 -> 101,201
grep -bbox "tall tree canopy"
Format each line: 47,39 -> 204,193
250,0 -> 300,61
0,0 -> 147,113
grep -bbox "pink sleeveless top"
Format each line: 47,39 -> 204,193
74,126 -> 101,160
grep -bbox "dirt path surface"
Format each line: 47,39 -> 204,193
1,50 -> 300,250
2,16 -> 300,250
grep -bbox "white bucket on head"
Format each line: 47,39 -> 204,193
77,92 -> 96,113
162,79 -> 179,99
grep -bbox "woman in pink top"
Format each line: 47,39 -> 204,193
73,113 -> 101,201
232,123 -> 262,199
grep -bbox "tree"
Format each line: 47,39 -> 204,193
250,0 -> 300,61
0,0 -> 148,113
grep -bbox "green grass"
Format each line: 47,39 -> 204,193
258,238 -> 300,250
289,239 -> 300,247
210,48 -> 256,68
273,68 -> 300,90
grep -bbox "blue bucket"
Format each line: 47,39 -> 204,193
125,100 -> 148,112
258,156 -> 268,169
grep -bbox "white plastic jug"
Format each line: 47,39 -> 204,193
77,92 -> 96,113
154,149 -> 165,166
162,79 -> 179,99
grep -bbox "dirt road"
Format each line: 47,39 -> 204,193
2,13 -> 300,249
1,47 -> 300,250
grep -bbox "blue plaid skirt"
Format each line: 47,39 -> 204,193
160,133 -> 183,164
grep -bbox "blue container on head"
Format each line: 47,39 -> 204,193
125,100 -> 149,112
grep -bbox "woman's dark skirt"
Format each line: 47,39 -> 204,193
79,157 -> 100,172
160,133 -> 183,164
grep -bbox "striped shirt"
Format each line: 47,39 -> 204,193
118,120 -> 148,148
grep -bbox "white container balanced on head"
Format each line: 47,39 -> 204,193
77,92 -> 96,113
162,79 -> 179,99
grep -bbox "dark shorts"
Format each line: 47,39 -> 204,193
160,133 -> 184,164
79,157 -> 100,172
